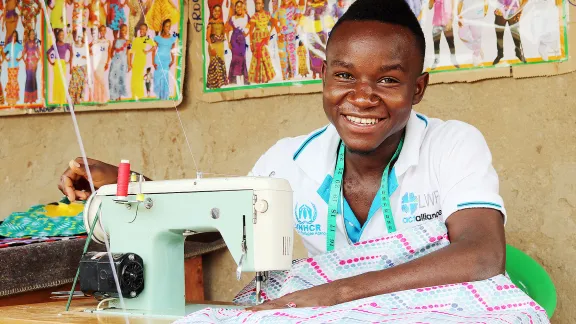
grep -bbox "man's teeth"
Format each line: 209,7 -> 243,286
345,115 -> 379,125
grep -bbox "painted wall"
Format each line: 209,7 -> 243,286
1,29 -> 575,324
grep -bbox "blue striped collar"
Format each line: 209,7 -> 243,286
293,110 -> 429,185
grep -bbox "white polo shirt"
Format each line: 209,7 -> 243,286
249,110 -> 507,257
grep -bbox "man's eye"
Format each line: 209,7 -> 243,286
379,77 -> 398,84
335,72 -> 353,80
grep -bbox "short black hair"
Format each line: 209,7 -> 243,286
327,0 -> 426,66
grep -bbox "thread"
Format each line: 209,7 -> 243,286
117,160 -> 130,198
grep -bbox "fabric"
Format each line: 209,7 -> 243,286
153,35 -> 177,99
175,221 -> 548,323
432,0 -> 453,27
459,22 -> 483,57
248,11 -> 275,84
275,4 -> 300,79
71,0 -> 86,32
228,14 -> 249,84
127,0 -> 145,40
207,55 -> 227,89
6,67 -> 19,104
51,59 -> 67,104
20,0 -> 41,33
50,0 -> 67,29
0,199 -> 86,238
72,43 -> 88,66
109,39 -> 128,100
131,36 -> 155,99
495,0 -> 522,19
4,42 -> 23,68
207,19 -> 227,88
297,45 -> 308,76
145,0 -> 179,33
47,42 -> 71,60
69,65 -> 87,104
107,0 -> 126,31
88,0 -> 106,28
248,111 -> 506,257
91,38 -> 110,103
24,41 -> 40,103
0,235 -> 86,249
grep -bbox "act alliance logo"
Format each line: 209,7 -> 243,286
401,192 -> 442,223
294,202 -> 325,236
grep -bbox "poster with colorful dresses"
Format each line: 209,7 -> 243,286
0,0 -> 187,115
201,0 -> 570,93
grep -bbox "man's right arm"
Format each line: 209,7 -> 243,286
58,157 -> 151,202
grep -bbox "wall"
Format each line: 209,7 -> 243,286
1,31 -> 575,324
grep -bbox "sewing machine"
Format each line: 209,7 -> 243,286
79,176 -> 294,318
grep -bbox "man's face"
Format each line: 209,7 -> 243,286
322,21 -> 428,154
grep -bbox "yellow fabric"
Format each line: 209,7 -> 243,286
52,59 -> 67,105
145,0 -> 180,33
43,202 -> 84,218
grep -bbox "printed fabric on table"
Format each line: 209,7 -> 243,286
174,220 -> 549,324
0,197 -> 86,238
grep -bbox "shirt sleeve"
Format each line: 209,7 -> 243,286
438,122 -> 507,224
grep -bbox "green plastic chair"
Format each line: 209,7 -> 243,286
505,244 -> 557,319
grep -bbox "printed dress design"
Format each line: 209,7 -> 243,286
109,39 -> 128,100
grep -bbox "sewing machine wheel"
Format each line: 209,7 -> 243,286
122,261 -> 144,296
79,252 -> 145,299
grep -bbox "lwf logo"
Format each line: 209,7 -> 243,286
401,191 -> 442,223
294,202 -> 325,236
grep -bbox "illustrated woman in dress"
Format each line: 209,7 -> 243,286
226,0 -> 249,85
3,30 -> 23,106
69,30 -> 88,104
47,29 -> 72,106
130,23 -> 155,100
206,4 -> 226,89
90,24 -> 111,103
153,19 -> 177,99
248,0 -> 276,84
23,29 -> 41,104
108,24 -> 130,100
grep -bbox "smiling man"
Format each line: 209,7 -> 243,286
58,0 -> 506,312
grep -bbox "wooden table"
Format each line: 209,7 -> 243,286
0,298 -> 236,323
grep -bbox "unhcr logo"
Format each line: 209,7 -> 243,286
294,202 -> 324,236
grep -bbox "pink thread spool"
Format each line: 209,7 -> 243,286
117,160 -> 130,199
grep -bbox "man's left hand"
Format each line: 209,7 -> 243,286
246,283 -> 340,312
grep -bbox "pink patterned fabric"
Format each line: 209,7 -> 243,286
175,220 -> 549,323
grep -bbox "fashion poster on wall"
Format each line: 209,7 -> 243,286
0,0 -> 187,115
201,0 -> 569,93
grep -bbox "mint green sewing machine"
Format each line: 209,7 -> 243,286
80,176 -> 294,319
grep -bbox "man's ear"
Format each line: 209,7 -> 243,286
321,60 -> 327,86
412,72 -> 429,105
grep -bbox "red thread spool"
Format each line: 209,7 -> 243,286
117,160 -> 130,198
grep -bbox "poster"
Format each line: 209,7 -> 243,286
0,0 -> 187,116
201,0 -> 570,93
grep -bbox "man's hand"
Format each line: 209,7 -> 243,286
58,158 -> 119,202
246,283 -> 340,311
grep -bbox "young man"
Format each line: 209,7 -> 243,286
58,0 -> 506,311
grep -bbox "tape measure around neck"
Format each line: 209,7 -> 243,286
326,136 -> 404,252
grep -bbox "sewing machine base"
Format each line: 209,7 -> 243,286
82,303 -> 247,319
